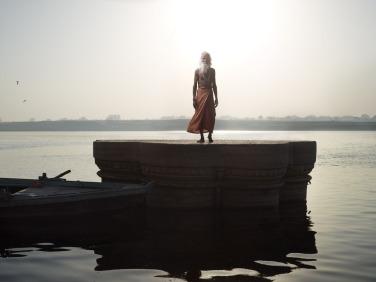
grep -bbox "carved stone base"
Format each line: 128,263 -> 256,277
94,140 -> 316,208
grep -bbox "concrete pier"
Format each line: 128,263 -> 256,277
93,140 -> 316,208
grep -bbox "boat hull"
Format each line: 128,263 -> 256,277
0,180 -> 149,220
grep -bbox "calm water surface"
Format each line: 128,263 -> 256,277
0,131 -> 375,282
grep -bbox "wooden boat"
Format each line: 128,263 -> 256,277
0,170 -> 151,220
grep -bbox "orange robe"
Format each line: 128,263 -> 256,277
187,87 -> 216,133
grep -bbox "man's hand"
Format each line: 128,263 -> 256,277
193,97 -> 197,109
214,98 -> 218,108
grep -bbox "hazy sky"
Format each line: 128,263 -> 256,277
1,0 -> 376,121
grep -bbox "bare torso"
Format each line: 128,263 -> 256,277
193,68 -> 217,99
196,68 -> 215,89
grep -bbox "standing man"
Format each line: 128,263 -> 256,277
187,51 -> 218,143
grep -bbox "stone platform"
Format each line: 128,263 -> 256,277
93,140 -> 316,208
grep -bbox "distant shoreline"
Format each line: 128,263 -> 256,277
0,120 -> 376,131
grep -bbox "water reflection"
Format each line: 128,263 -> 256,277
1,205 -> 316,281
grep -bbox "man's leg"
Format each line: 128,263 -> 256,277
208,132 -> 213,143
197,130 -> 205,143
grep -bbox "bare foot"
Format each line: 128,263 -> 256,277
208,134 -> 213,143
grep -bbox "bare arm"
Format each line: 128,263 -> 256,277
212,68 -> 218,107
193,69 -> 198,98
192,69 -> 198,108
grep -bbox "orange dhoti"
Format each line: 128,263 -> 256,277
187,88 -> 216,133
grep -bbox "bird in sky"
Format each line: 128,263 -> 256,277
16,81 -> 20,85
23,99 -> 27,103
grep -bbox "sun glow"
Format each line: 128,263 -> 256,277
2,0 -> 376,121
167,0 -> 280,67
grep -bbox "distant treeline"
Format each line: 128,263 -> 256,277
0,120 -> 376,131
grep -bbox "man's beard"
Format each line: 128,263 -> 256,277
199,62 -> 209,75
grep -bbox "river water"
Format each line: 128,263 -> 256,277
0,131 -> 375,282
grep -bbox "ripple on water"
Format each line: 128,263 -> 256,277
0,131 -> 376,282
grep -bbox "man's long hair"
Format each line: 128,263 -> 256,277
199,51 -> 211,75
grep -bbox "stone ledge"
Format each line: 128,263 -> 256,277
93,140 -> 316,208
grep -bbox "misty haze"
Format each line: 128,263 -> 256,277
1,1 -> 376,282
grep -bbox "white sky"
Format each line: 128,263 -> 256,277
0,0 -> 375,121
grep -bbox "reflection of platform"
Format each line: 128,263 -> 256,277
94,140 -> 316,208
96,206 -> 317,278
0,205 -> 317,281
